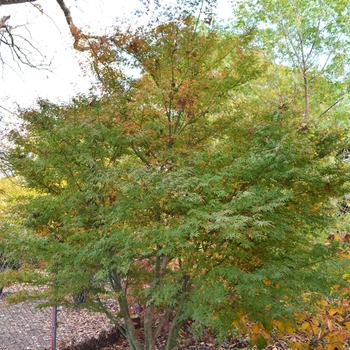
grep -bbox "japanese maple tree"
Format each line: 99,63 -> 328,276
1,12 -> 350,350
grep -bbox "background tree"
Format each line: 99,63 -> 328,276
232,0 -> 350,123
0,176 -> 36,295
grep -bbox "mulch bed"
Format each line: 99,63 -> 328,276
1,285 -> 349,350
0,286 -> 289,350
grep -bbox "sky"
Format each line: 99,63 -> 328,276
0,0 -> 233,124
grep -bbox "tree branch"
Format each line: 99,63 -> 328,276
0,15 -> 10,28
317,97 -> 343,119
0,0 -> 36,4
55,0 -> 73,26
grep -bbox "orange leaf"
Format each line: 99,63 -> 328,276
252,323 -> 260,334
319,299 -> 329,306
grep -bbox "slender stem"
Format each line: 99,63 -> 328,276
109,270 -> 143,350
131,142 -> 151,166
317,98 -> 343,119
164,275 -> 190,350
303,69 -> 309,120
96,296 -> 127,338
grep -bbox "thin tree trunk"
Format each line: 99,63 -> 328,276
109,270 -> 143,350
303,69 -> 309,120
119,294 -> 143,350
144,304 -> 156,350
164,315 -> 187,350
144,253 -> 172,350
164,275 -> 190,350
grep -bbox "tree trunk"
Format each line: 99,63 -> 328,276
164,317 -> 186,350
55,0 -> 73,25
303,69 -> 309,120
109,270 -> 143,350
144,304 -> 156,350
164,275 -> 190,350
119,295 -> 143,350
143,254 -> 172,350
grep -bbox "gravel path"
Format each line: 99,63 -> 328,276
0,291 -> 51,350
0,286 -> 118,350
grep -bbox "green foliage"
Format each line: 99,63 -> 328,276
1,7 -> 350,350
231,0 -> 350,121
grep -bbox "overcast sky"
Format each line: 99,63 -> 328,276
0,0 -> 233,123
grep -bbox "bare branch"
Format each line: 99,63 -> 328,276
317,97 -> 344,119
0,0 -> 76,40
0,15 -> 10,28
0,0 -> 36,5
0,0 -> 83,68
0,24 -> 48,69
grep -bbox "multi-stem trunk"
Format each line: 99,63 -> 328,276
109,258 -> 188,350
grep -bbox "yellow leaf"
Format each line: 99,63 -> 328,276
344,321 -> 350,330
329,308 -> 342,316
329,331 -> 345,342
319,299 -> 328,306
275,320 -> 284,332
326,332 -> 344,344
311,317 -> 320,326
301,322 -> 311,331
285,321 -> 295,334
